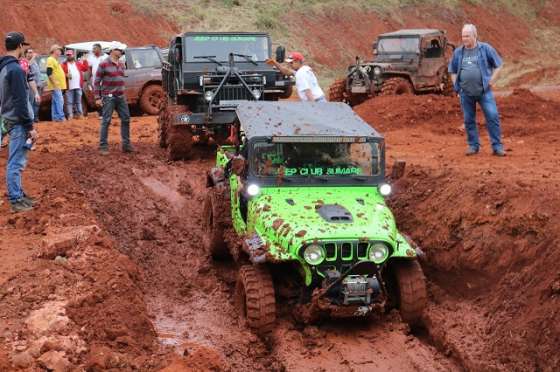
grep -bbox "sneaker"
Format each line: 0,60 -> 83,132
10,199 -> 33,213
465,147 -> 479,156
122,145 -> 135,153
22,195 -> 37,206
99,148 -> 109,156
493,149 -> 506,157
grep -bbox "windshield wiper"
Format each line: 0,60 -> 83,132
193,55 -> 223,66
231,53 -> 258,66
352,176 -> 368,182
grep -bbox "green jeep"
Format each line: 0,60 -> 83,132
203,101 -> 426,334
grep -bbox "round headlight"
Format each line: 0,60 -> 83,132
368,243 -> 389,263
303,244 -> 325,265
379,183 -> 392,196
373,66 -> 382,76
247,184 -> 260,196
204,90 -> 214,102
252,89 -> 262,100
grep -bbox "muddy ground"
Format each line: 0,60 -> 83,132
1,88 -> 559,371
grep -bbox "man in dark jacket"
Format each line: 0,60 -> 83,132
0,32 -> 37,212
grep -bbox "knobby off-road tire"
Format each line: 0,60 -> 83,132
235,265 -> 276,336
328,78 -> 346,102
380,77 -> 414,96
393,260 -> 427,326
139,84 -> 165,115
202,186 -> 231,260
157,108 -> 168,148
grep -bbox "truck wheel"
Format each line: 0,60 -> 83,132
81,95 -> 89,117
380,77 -> 413,96
328,77 -> 346,102
139,85 -> 164,115
202,187 -> 230,260
167,125 -> 193,160
392,260 -> 427,326
441,73 -> 455,96
235,265 -> 276,335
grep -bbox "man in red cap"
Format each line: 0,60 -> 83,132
267,52 -> 326,102
61,49 -> 89,119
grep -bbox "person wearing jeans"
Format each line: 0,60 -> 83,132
46,44 -> 67,122
93,42 -> 133,155
0,31 -> 38,212
448,24 -> 505,156
62,49 -> 89,119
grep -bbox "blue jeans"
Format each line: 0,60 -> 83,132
65,88 -> 83,118
99,95 -> 131,149
51,88 -> 65,121
6,125 -> 29,203
459,90 -> 503,152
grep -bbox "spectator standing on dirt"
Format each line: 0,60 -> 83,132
61,50 -> 88,119
25,49 -> 43,122
449,24 -> 505,156
46,44 -> 66,122
87,43 -> 108,85
0,32 -> 37,212
18,55 -> 40,123
94,42 -> 133,155
267,52 -> 326,102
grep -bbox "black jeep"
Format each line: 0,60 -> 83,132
159,32 -> 293,160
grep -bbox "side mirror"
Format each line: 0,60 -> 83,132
231,155 -> 247,177
275,46 -> 286,63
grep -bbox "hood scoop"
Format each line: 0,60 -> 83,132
317,204 -> 353,224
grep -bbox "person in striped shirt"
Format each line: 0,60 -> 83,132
93,42 -> 133,155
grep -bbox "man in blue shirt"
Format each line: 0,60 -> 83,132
0,32 -> 38,212
448,24 -> 505,156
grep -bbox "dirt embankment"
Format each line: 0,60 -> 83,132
288,3 -> 531,72
354,89 -> 560,371
0,1 -> 178,52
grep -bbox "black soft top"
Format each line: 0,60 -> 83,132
236,101 -> 382,140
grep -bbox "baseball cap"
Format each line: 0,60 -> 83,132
65,49 -> 74,57
285,52 -> 304,63
109,41 -> 125,52
5,32 -> 30,50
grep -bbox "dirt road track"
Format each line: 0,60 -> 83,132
1,88 -> 559,370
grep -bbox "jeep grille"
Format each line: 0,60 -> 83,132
318,241 -> 388,273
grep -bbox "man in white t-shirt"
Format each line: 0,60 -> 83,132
87,43 -> 108,85
268,52 -> 326,102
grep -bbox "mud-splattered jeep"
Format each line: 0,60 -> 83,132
329,29 -> 455,106
203,101 -> 427,334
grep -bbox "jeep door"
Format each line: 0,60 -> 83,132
416,35 -> 447,90
123,47 -> 163,105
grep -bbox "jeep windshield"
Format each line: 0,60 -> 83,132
251,141 -> 381,183
377,37 -> 419,54
185,35 -> 269,63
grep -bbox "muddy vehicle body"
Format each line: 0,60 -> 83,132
37,43 -> 165,119
203,101 -> 427,334
159,32 -> 293,160
329,29 -> 454,106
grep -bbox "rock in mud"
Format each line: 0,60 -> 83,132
37,350 -> 72,372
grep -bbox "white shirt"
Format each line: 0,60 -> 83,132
87,53 -> 108,80
67,62 -> 81,90
295,65 -> 325,101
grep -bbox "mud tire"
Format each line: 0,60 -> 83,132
235,265 -> 276,335
202,186 -> 231,260
441,73 -> 455,96
328,77 -> 346,102
139,84 -> 165,115
393,260 -> 427,326
157,109 -> 168,148
380,77 -> 414,96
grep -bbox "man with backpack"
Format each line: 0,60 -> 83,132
0,32 -> 37,212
